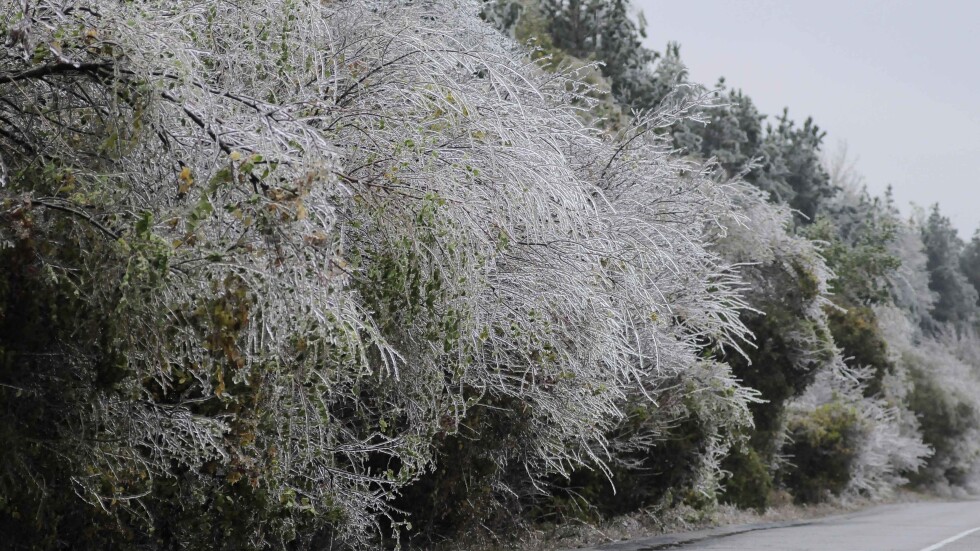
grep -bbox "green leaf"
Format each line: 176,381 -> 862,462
135,211 -> 153,238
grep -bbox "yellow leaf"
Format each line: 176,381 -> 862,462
178,166 -> 194,193
304,231 -> 328,247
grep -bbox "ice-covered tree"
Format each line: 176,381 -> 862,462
921,205 -> 978,331
538,0 -> 664,106
1,0 -> 764,546
959,231 -> 980,309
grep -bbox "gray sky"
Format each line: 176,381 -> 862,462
636,0 -> 980,238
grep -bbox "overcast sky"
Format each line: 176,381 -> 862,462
636,0 -> 980,238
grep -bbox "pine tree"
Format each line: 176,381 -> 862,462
921,205 -> 978,331
541,0 -> 662,105
959,230 -> 980,308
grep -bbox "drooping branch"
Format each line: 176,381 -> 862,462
30,197 -> 120,240
0,61 -> 112,85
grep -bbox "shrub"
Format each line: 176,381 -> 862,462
783,401 -> 861,503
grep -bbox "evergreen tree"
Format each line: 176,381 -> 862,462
758,112 -> 833,221
921,205 -> 978,331
540,0 -> 599,56
540,0 -> 665,105
674,83 -> 766,177
959,230 -> 980,308
673,87 -> 833,223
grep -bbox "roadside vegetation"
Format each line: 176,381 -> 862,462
2,1 -> 978,549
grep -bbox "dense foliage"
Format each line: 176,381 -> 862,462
2,0 -> 979,549
519,0 -> 975,512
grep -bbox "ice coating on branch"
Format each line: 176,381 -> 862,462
0,0 -> 762,543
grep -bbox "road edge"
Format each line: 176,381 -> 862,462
557,504 -> 899,551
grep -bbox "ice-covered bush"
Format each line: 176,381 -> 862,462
1,0 -> 762,547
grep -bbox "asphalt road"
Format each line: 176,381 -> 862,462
666,500 -> 980,551
576,500 -> 980,551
